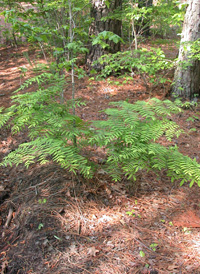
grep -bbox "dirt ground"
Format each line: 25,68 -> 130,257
1,43 -> 200,274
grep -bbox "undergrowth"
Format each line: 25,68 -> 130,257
94,47 -> 174,90
1,72 -> 200,187
90,99 -> 200,186
0,72 -> 93,177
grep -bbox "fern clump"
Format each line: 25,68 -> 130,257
0,72 -> 93,178
1,76 -> 200,188
90,98 -> 200,187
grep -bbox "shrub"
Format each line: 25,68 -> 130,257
94,48 -> 173,89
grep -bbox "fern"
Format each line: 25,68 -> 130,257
1,74 -> 200,187
90,99 -> 200,186
0,106 -> 15,128
2,137 -> 91,177
13,73 -> 55,92
0,72 -> 93,177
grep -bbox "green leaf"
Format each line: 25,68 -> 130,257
189,128 -> 197,132
54,235 -> 62,241
105,0 -> 110,8
139,251 -> 145,257
38,223 -> 44,230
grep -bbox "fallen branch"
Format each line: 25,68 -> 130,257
2,207 -> 13,238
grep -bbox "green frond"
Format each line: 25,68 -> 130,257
0,108 -> 13,129
13,72 -> 60,94
1,137 -> 92,178
1,74 -> 200,188
91,99 -> 200,186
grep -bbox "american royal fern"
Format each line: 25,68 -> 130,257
1,73 -> 200,187
90,99 -> 200,187
0,72 -> 93,178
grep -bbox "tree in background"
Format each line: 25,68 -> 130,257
172,0 -> 200,99
137,0 -> 153,37
86,0 -> 122,69
150,0 -> 184,39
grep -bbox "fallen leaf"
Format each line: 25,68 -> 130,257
1,259 -> 8,274
69,243 -> 77,254
0,186 -> 5,191
87,246 -> 100,257
168,263 -> 178,271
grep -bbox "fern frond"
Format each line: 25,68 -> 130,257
91,99 -> 200,186
13,72 -> 60,93
1,76 -> 200,188
0,107 -> 14,129
0,72 -> 93,178
1,137 -> 92,178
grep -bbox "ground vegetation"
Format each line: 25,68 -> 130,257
1,1 -> 200,273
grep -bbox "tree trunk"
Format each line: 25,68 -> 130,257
172,0 -> 200,99
86,0 -> 122,70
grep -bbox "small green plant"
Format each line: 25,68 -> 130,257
189,128 -> 197,133
150,243 -> 158,251
193,115 -> 199,120
186,117 -> 195,122
182,227 -> 191,234
0,72 -> 93,178
126,209 -> 135,217
38,223 -> 44,230
180,101 -> 198,110
126,209 -> 141,218
139,250 -> 145,258
186,115 -> 199,123
1,82 -> 200,188
38,199 -> 47,204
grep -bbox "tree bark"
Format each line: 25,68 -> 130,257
172,0 -> 200,99
86,0 -> 122,70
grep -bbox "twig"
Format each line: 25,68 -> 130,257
4,207 -> 13,228
135,238 -> 156,253
38,42 -> 47,62
2,207 -> 13,238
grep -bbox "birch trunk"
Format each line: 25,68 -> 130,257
172,0 -> 200,99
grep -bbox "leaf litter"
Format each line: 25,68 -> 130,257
0,44 -> 200,274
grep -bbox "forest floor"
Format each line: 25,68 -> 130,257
0,41 -> 200,274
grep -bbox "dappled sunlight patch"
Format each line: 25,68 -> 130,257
51,179 -> 200,273
1,160 -> 200,273
0,135 -> 17,154
1,42 -> 200,273
172,210 -> 200,228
